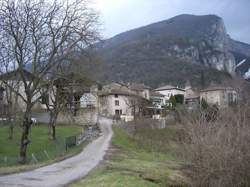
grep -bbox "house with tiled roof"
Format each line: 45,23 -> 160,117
98,82 -> 150,120
155,85 -> 185,99
200,86 -> 237,108
128,83 -> 150,100
184,82 -> 200,110
154,85 -> 185,106
150,91 -> 165,109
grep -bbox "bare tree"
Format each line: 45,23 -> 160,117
0,37 -> 21,140
125,96 -> 150,119
41,75 -> 66,140
43,58 -> 99,140
0,0 -> 100,163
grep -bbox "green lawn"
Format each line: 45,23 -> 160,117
71,126 -> 186,187
0,124 -> 83,167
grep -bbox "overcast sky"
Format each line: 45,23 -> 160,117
92,0 -> 250,43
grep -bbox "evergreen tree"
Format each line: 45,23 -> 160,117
169,95 -> 177,108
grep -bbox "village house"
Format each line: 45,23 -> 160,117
184,83 -> 200,110
200,86 -> 237,108
80,85 -> 99,108
98,82 -> 150,120
54,73 -> 97,112
150,91 -> 165,108
48,74 -> 100,125
98,83 -> 135,118
185,92 -> 200,110
146,91 -> 165,119
128,83 -> 150,100
0,70 -> 50,112
154,85 -> 185,105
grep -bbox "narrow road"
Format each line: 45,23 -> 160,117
0,117 -> 113,187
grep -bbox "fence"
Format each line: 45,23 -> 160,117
65,136 -> 77,151
0,124 -> 100,167
0,133 -> 86,167
0,142 -> 66,166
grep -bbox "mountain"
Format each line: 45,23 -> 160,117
229,39 -> 250,58
95,14 -> 250,87
229,41 -> 250,79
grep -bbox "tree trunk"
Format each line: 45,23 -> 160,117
9,123 -> 13,140
7,103 -> 14,140
48,111 -> 53,136
19,105 -> 32,164
49,111 -> 58,140
52,124 -> 56,140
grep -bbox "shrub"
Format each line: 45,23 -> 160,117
182,104 -> 250,187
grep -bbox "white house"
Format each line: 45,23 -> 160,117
150,91 -> 165,108
98,82 -> 150,119
98,88 -> 136,118
80,93 -> 97,108
80,85 -> 99,108
154,85 -> 185,105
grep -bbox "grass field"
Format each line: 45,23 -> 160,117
71,125 -> 186,187
0,124 -> 83,168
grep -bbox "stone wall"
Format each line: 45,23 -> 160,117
57,108 -> 98,126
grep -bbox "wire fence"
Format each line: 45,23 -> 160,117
0,133 -> 85,167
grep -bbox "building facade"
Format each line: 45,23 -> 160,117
98,83 -> 150,118
99,91 -> 135,117
184,84 -> 200,110
150,91 -> 165,108
129,83 -> 150,100
154,85 -> 185,105
200,86 -> 237,108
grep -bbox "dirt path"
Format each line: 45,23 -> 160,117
0,117 -> 113,187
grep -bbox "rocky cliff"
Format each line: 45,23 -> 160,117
95,14 -> 250,87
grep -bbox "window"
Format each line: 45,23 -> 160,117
115,100 -> 119,106
115,110 -> 122,115
114,94 -> 118,98
115,110 -> 120,115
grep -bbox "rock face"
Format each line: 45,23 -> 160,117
95,14 -> 250,87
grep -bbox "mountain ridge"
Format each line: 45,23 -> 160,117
95,14 -> 250,87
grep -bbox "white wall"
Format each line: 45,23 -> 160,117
156,89 -> 185,104
150,96 -> 165,108
200,91 -> 221,106
99,94 -> 133,117
80,93 -> 97,108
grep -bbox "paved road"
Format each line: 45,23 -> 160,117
0,117 -> 113,187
